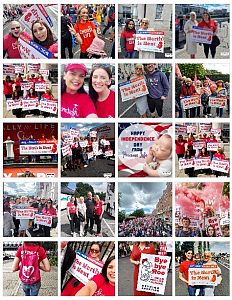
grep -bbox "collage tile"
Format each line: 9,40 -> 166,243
1,0 -> 231,298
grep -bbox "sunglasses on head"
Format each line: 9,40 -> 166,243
11,26 -> 20,30
90,249 -> 99,254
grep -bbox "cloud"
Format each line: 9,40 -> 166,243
4,182 -> 36,196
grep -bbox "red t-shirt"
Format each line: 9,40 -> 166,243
61,92 -> 97,118
198,20 -> 217,33
95,90 -> 115,118
92,274 -> 115,296
48,43 -> 58,58
25,94 -> 37,99
179,260 -> 195,284
3,80 -> 14,95
67,201 -> 76,214
41,207 -> 57,216
94,201 -> 104,216
121,30 -> 136,52
74,21 -> 96,53
175,140 -> 186,155
16,244 -> 47,263
213,152 -> 225,160
41,94 -> 54,100
3,33 -> 21,58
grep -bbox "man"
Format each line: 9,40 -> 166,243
145,63 -> 170,117
177,217 -> 195,237
3,20 -> 22,58
84,191 -> 95,235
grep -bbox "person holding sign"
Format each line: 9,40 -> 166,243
184,12 -> 198,59
216,80 -> 227,118
41,200 -> 57,237
180,78 -> 197,118
138,18 -> 153,59
179,249 -> 196,296
198,12 -> 219,59
3,76 -> 14,100
120,19 -> 136,58
89,66 -> 115,118
130,242 -> 156,296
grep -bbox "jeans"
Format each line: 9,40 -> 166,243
188,285 -> 196,296
21,281 -> 41,296
127,51 -> 136,58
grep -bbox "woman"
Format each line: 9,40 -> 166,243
213,148 -> 227,177
180,78 -> 197,118
41,88 -> 54,101
94,195 -> 104,237
175,135 -> 187,160
66,196 -> 78,237
179,249 -> 195,296
61,64 -> 98,118
76,256 -> 115,296
62,243 -> 103,295
120,19 -> 136,58
184,148 -> 195,178
3,75 -> 14,100
41,200 -> 57,237
216,80 -> 227,117
184,12 -> 198,59
203,251 -> 222,296
130,242 -> 156,296
69,6 -> 97,58
12,242 -> 51,296
129,64 -> 148,118
31,20 -> 58,58
89,66 -> 115,118
202,225 -> 216,237
77,197 -> 86,237
25,87 -> 37,99
198,12 -> 218,59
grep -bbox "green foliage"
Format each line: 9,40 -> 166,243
75,182 -> 94,197
179,64 -> 206,80
48,255 -> 58,266
97,192 -> 106,201
130,208 -> 145,218
223,182 -> 230,197
118,210 -> 126,222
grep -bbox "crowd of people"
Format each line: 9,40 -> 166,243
175,75 -> 230,118
3,4 -> 29,22
61,4 -> 115,59
3,196 -> 58,237
3,71 -> 56,118
66,191 -> 104,237
61,242 -> 115,296
61,64 -> 115,118
119,216 -> 172,237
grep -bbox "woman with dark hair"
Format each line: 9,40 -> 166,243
41,200 -> 57,237
179,248 -> 195,296
25,87 -> 37,99
31,20 -> 58,58
120,19 -> 136,58
89,66 -> 115,118
3,75 -> 14,100
61,64 -> 98,118
216,80 -> 227,117
198,12 -> 219,59
66,196 -> 78,237
76,256 -> 115,296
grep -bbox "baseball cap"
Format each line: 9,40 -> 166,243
65,64 -> 88,74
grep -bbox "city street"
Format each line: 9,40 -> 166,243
119,256 -> 172,296
61,209 -> 115,237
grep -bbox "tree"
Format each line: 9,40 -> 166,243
118,210 -> 126,223
179,64 -> 206,80
130,208 -> 145,218
75,183 -> 94,198
97,192 -> 106,201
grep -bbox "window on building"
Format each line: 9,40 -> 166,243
122,6 -> 132,19
155,4 -> 164,20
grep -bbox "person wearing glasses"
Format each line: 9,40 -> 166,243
3,21 -> 23,58
61,243 -> 103,296
138,18 -> 155,59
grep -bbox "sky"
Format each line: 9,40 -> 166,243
61,123 -> 105,136
119,182 -> 168,214
200,4 -> 230,12
203,63 -> 230,75
210,242 -> 230,254
67,182 -> 108,193
4,182 -> 37,196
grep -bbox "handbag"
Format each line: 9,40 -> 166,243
51,217 -> 58,228
78,211 -> 85,222
212,35 -> 220,47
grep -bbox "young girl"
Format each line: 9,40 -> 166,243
120,19 -> 136,58
31,21 -> 58,58
61,64 -> 98,118
89,66 -> 115,118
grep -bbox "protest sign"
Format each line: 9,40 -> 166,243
137,254 -> 170,295
19,140 -> 57,155
20,81 -> 34,90
39,69 -> 49,76
193,140 -> 206,150
194,157 -> 211,170
35,82 -> 50,92
175,124 -> 187,135
192,26 -> 213,44
199,123 -> 212,133
40,99 -> 58,114
119,76 -> 149,102
3,64 -> 15,76
28,64 -> 40,72
220,217 -> 230,226
21,98 -> 39,110
209,96 -> 227,108
92,141 -> 99,155
6,99 -> 22,110
189,264 -> 219,286
79,141 -> 88,148
88,152 -> 94,159
16,208 -> 35,219
70,129 -> 80,137
181,96 -> 201,109
134,31 -> 164,53
62,144 -> 71,157
205,217 -> 222,237
105,150 -> 114,157
68,250 -> 104,284
207,142 -> 222,152
15,65 -> 25,74
211,128 -> 221,136
179,158 -> 195,170
34,214 -> 52,227
187,125 -> 197,134
210,159 -> 230,174
89,131 -> 97,138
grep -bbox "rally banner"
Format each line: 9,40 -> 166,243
137,254 -> 170,295
35,82 -> 50,92
191,26 -> 213,44
6,99 -> 22,110
34,214 -> 53,227
199,123 -> 212,133
19,140 -> 57,155
181,96 -> 201,109
211,128 -> 221,135
105,150 -> 114,157
68,250 -> 104,284
39,69 -> 49,76
3,64 -> 15,76
119,76 -> 149,102
189,264 -> 219,286
207,142 -> 222,152
187,125 -> 197,134
16,209 -> 35,219
209,96 -> 227,108
179,158 -> 195,169
210,159 -> 230,174
18,33 -> 53,59
20,81 -> 35,90
192,140 -> 206,150
194,157 -> 211,170
134,31 -> 164,53
40,99 -> 58,114
175,125 -> 187,135
21,98 -> 39,110
15,65 -> 25,74
205,217 -> 222,237
62,144 -> 71,157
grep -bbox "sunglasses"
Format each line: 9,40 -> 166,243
135,68 -> 143,70
204,255 -> 211,258
142,22 -> 148,24
90,249 -> 99,254
11,26 -> 20,30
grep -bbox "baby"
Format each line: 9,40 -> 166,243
143,134 -> 172,177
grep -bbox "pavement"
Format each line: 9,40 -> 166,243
61,209 -> 115,237
3,259 -> 58,296
119,256 -> 172,296
175,261 -> 230,296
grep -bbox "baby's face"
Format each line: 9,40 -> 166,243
151,135 -> 172,160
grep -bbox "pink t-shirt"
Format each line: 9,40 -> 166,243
95,90 -> 115,118
3,33 -> 21,58
61,92 -> 97,118
92,274 -> 115,296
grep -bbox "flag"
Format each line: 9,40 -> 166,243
205,76 -> 215,86
175,64 -> 182,78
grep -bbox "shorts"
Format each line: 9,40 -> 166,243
135,95 -> 148,115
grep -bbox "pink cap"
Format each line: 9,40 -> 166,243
65,64 -> 88,74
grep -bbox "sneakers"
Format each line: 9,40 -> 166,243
84,165 -> 88,168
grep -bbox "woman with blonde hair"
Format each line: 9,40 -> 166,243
184,12 -> 198,59
77,197 -> 86,237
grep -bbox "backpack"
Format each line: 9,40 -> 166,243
19,245 -> 41,284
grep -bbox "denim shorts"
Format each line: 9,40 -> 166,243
21,281 -> 41,296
